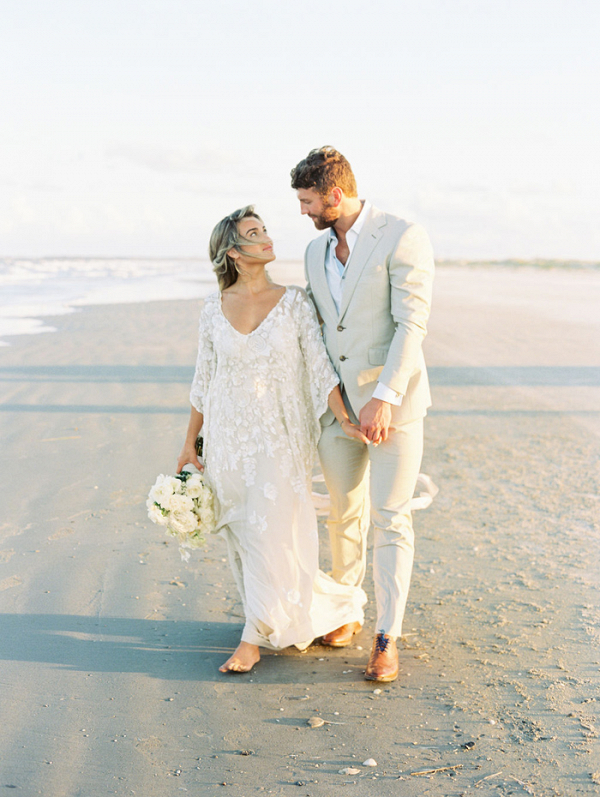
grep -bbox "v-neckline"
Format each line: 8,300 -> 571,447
219,287 -> 288,337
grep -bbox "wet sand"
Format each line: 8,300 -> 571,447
0,264 -> 599,796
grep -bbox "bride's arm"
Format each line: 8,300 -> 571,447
176,407 -> 204,473
181,297 -> 216,473
328,386 -> 370,445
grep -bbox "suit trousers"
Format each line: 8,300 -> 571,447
318,412 -> 424,639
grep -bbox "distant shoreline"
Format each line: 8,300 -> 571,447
1,255 -> 598,271
437,258 -> 600,270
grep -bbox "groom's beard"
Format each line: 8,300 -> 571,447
309,205 -> 339,230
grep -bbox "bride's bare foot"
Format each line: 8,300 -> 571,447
219,642 -> 260,673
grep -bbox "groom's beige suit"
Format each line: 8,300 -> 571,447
305,203 -> 434,637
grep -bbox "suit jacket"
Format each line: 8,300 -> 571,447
305,204 -> 434,426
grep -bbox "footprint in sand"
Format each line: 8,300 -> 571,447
110,490 -> 146,508
0,523 -> 29,542
135,736 -> 164,762
48,527 -> 76,541
0,575 -> 22,591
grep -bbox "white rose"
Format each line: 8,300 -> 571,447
197,499 -> 214,520
147,499 -> 169,526
166,493 -> 195,513
202,511 -> 217,533
185,475 -> 204,499
199,493 -> 212,512
168,476 -> 183,493
168,510 -> 198,535
149,475 -> 182,506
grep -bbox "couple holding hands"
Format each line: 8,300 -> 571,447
177,147 -> 435,682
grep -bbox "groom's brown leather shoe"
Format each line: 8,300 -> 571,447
321,621 -> 362,648
364,633 -> 398,682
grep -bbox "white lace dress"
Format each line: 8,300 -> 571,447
190,286 -> 366,649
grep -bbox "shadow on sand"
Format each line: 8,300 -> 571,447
0,613 -> 366,684
2,364 -> 600,386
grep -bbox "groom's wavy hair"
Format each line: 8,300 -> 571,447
290,146 -> 358,198
209,205 -> 268,291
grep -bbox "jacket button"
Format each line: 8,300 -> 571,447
337,324 -> 345,332
339,355 -> 347,361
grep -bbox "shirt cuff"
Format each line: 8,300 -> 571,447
373,382 -> 403,406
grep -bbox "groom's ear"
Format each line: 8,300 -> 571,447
330,187 -> 343,207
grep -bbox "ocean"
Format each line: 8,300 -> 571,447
0,257 -> 219,345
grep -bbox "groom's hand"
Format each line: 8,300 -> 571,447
359,398 -> 392,444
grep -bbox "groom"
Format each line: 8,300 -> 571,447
291,147 -> 434,681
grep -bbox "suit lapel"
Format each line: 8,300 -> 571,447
309,234 -> 338,324
338,206 -> 386,321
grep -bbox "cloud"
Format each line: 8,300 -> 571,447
509,180 -> 577,196
106,143 -> 236,174
28,181 -> 64,193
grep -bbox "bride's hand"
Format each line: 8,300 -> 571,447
176,445 -> 204,473
340,419 -> 371,445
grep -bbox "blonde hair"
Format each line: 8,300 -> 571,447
209,205 -> 267,290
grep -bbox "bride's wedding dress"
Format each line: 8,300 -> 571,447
190,286 -> 366,649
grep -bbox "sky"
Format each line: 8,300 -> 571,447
1,0 -> 599,261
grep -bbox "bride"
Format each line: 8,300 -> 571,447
177,205 -> 368,673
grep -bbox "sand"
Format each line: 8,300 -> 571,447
0,264 -> 599,796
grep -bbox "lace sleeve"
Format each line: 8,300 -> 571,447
293,288 -> 340,420
189,298 -> 215,414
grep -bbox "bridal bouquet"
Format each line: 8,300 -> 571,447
147,470 -> 216,561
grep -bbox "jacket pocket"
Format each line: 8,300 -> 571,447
368,346 -> 388,366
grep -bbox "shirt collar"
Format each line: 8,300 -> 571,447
328,200 -> 371,245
